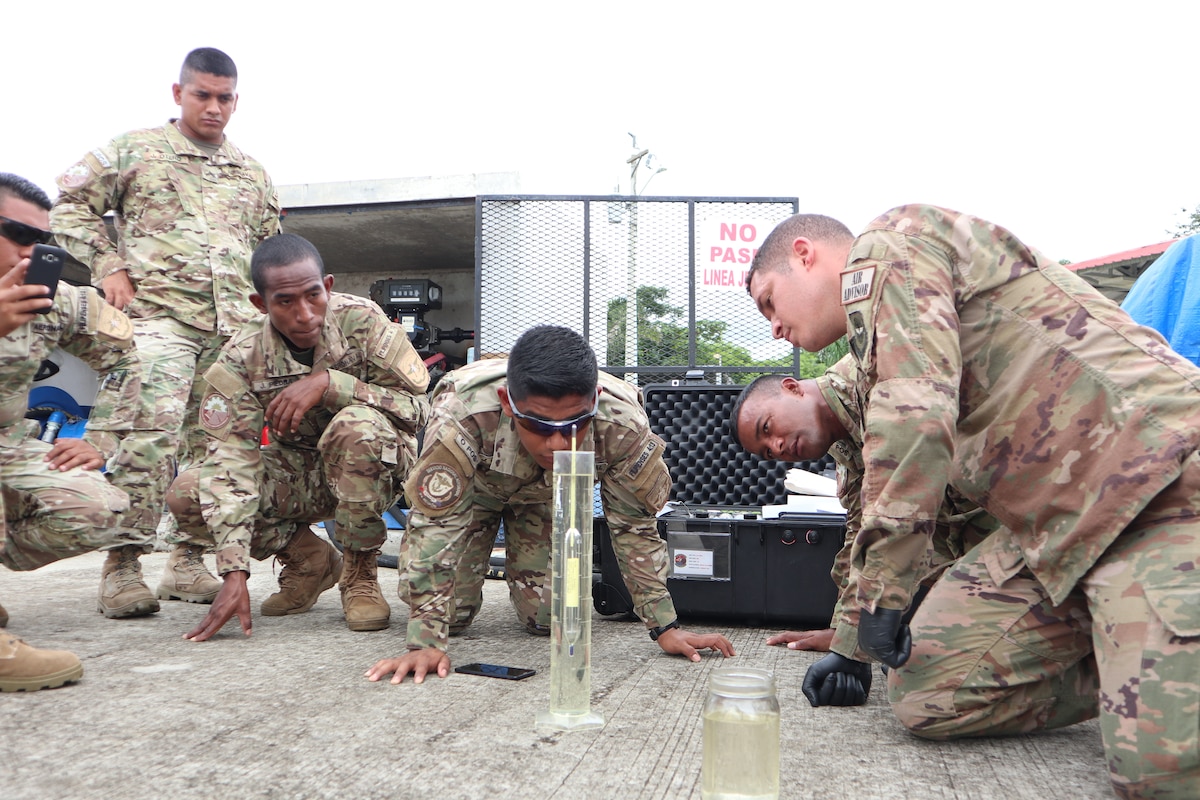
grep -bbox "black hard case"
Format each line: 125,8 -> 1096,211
592,380 -> 845,627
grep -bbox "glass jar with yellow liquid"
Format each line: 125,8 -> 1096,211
701,667 -> 780,799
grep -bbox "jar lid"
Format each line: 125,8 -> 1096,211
708,667 -> 776,698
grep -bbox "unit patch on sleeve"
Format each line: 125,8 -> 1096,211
841,266 -> 876,306
413,463 -> 465,513
200,392 -> 231,431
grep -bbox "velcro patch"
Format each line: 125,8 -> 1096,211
251,376 -> 300,393
841,266 -> 876,306
204,362 -> 246,400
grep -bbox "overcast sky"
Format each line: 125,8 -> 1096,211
6,1 -> 1197,262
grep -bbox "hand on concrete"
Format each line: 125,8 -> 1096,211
100,270 -> 134,310
801,653 -> 872,707
766,628 -> 835,652
44,438 -> 104,471
365,647 -> 451,685
655,627 -> 735,662
265,371 -> 330,435
0,260 -> 52,336
184,571 -> 252,641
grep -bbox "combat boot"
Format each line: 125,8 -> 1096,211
339,548 -> 391,631
98,546 -> 160,618
261,527 -> 342,616
156,544 -> 221,603
0,630 -> 83,692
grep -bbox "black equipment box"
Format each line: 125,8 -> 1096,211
592,379 -> 845,627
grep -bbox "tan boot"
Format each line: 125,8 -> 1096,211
98,546 -> 160,618
261,527 -> 342,616
156,544 -> 221,603
0,600 -> 8,629
0,629 -> 83,692
339,548 -> 391,631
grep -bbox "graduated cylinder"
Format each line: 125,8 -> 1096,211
535,449 -> 604,731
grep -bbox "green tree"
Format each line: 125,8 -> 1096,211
607,286 -> 848,384
1169,204 -> 1200,238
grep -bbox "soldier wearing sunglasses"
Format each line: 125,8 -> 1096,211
0,173 -> 143,692
367,325 -> 734,686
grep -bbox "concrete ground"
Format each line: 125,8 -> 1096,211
1,546 -> 1112,800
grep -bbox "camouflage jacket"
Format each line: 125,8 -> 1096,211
403,359 -> 676,649
818,356 -> 999,659
841,204 -> 1200,614
51,121 -> 281,335
194,293 -> 430,572
0,284 -> 138,459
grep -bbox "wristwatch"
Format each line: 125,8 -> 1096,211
648,620 -> 680,641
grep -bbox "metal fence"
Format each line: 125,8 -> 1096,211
476,195 -> 800,386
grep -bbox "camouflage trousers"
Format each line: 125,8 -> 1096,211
169,406 -> 416,560
399,494 -> 555,648
890,456 -> 1200,799
0,429 -> 129,571
104,315 -> 226,552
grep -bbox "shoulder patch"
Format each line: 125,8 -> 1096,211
841,266 -> 876,306
93,301 -> 133,343
59,161 -> 94,190
624,438 -> 661,481
410,463 -> 466,515
199,391 -> 233,438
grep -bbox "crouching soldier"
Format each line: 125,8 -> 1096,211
167,233 -> 430,641
367,325 -> 734,685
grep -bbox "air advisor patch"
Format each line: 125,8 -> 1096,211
415,463 -> 465,513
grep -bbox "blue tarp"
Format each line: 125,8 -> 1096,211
1121,235 -> 1200,365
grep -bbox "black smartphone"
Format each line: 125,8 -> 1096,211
25,244 -> 67,314
453,663 -> 537,681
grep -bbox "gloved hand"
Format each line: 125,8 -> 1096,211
858,607 -> 912,668
801,653 -> 873,707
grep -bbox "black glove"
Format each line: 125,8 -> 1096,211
858,607 -> 912,668
801,653 -> 873,707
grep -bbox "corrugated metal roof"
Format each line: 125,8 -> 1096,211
1064,240 -> 1175,272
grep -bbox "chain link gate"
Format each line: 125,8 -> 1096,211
476,195 -> 799,386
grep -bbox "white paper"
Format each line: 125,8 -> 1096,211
784,468 -> 837,496
671,548 -> 714,577
762,495 -> 846,518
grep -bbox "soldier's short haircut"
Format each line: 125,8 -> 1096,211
507,326 -> 598,402
728,373 -> 786,449
0,173 -> 52,212
181,47 -> 238,85
745,214 -> 854,293
251,233 -> 325,295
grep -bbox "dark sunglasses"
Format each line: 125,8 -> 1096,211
509,391 -> 600,437
0,216 -> 54,247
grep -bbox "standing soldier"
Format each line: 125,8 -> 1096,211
168,234 -> 430,641
367,325 -> 734,686
51,47 -> 281,619
0,173 -> 141,690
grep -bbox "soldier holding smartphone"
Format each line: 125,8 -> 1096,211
0,173 -> 143,692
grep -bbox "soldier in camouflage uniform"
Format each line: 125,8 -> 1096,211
366,325 -> 734,686
51,47 -> 281,618
167,234 -> 429,641
732,357 -> 1003,704
746,206 -> 1200,798
0,173 -> 140,690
